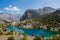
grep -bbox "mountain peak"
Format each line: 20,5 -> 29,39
20,9 -> 40,21
38,7 -> 56,15
43,7 -> 55,11
20,7 -> 56,21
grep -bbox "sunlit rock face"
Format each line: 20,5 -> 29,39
20,9 -> 40,21
38,7 -> 56,15
0,13 -> 21,22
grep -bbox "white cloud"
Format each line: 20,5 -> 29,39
0,11 -> 2,13
4,5 -> 21,14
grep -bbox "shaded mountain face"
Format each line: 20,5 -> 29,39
48,10 -> 60,23
20,9 -> 40,21
38,10 -> 60,27
20,7 -> 56,21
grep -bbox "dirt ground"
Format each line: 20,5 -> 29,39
0,35 -> 34,40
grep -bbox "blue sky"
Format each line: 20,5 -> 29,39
0,0 -> 60,14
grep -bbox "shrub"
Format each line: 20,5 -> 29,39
7,36 -> 15,40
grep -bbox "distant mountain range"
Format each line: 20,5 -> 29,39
38,7 -> 56,15
20,7 -> 56,21
0,7 -> 58,22
0,13 -> 21,22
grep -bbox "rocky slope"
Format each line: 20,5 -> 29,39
0,13 -> 21,22
38,7 -> 55,15
20,9 -> 40,21
20,7 -> 56,21
19,7 -> 60,31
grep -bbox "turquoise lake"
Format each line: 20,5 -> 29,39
6,26 -> 58,38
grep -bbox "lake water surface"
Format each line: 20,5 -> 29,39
6,26 -> 58,38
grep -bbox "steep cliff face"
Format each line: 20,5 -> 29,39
20,9 -> 40,21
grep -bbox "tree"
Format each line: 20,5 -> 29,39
34,36 -> 44,40
33,36 -> 41,40
23,34 -> 27,40
7,36 -> 15,40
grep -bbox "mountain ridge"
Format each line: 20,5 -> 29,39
20,7 -> 56,21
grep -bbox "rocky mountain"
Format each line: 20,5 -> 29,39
38,7 -> 56,15
39,9 -> 60,24
0,13 -> 21,22
20,9 -> 40,21
20,7 -> 56,21
19,9 -> 60,31
0,7 -> 56,22
38,10 -> 60,28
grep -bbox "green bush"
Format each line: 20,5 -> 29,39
7,36 -> 15,40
